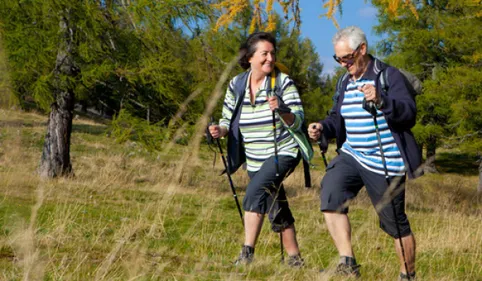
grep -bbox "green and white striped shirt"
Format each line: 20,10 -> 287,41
220,71 -> 305,172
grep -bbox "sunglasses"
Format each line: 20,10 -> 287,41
333,44 -> 362,64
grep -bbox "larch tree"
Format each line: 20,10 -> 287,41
39,8 -> 78,177
0,33 -> 15,108
213,0 -> 419,32
372,0 -> 482,181
213,0 -> 482,189
275,24 -> 329,123
0,1 -> 86,178
0,0 -> 214,177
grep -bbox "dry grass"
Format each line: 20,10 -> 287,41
0,109 -> 481,280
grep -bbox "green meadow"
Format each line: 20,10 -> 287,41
0,109 -> 480,281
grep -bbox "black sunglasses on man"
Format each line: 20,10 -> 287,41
333,44 -> 363,64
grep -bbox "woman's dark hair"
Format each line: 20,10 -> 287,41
238,32 -> 277,70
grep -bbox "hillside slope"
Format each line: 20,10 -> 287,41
0,109 -> 480,280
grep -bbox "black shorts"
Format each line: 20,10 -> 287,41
320,152 -> 412,238
244,154 -> 300,232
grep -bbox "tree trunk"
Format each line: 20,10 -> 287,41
478,158 -> 482,193
424,136 -> 438,173
0,34 -> 16,108
39,12 -> 77,178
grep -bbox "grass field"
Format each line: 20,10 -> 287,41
0,109 -> 481,280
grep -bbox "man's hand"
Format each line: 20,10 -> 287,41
208,125 -> 227,139
308,122 -> 323,141
358,84 -> 380,105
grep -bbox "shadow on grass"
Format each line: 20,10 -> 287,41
72,123 -> 107,136
0,116 -> 107,137
435,152 -> 479,176
406,203 -> 434,213
0,119 -> 47,128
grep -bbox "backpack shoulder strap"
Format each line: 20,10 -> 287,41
329,72 -> 349,115
276,69 -> 283,95
378,67 -> 390,94
266,67 -> 283,97
373,58 -> 390,95
271,68 -> 313,188
233,71 -> 250,102
226,72 -> 249,175
337,72 -> 349,93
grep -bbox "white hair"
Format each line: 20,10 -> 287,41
332,26 -> 368,50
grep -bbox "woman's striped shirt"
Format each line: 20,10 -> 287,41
220,71 -> 304,172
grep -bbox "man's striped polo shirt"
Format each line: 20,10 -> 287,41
340,74 -> 406,176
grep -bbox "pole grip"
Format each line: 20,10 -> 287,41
313,124 -> 329,167
362,98 -> 377,116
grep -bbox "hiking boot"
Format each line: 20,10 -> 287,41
398,272 -> 416,281
334,262 -> 361,278
233,245 -> 254,266
287,254 -> 304,268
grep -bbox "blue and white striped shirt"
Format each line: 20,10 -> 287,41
340,78 -> 406,176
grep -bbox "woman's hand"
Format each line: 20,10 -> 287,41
208,125 -> 227,139
267,96 -> 279,111
267,96 -> 294,125
308,122 -> 323,141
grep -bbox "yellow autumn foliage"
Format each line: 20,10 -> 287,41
213,0 -> 289,32
321,0 -> 342,29
213,0 -> 421,32
213,0 -> 250,31
379,0 -> 419,19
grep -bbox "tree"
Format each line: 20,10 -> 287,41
213,0 -> 482,188
0,1 -> 87,177
371,0 -> 482,179
213,0 -> 419,31
211,0 -> 423,124
429,67 -> 482,191
0,0 -> 213,177
0,34 -> 16,108
275,27 -> 330,123
39,9 -> 79,177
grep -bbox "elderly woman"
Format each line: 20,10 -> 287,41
209,32 -> 309,266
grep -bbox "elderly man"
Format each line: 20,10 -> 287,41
309,26 -> 422,280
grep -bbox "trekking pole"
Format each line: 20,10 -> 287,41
207,118 -> 244,228
312,124 -> 328,168
269,73 -> 284,263
365,100 -> 410,279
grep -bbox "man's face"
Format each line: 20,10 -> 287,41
333,40 -> 364,76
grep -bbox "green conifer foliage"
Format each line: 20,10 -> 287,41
0,0 -> 329,176
372,0 -> 482,177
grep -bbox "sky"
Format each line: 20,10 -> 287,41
296,1 -> 382,75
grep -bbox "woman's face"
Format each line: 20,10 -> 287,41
248,40 -> 276,76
